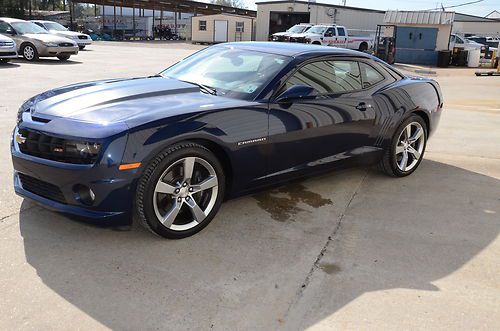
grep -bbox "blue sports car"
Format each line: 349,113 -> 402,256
12,42 -> 443,238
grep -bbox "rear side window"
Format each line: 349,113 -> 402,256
359,62 -> 385,88
337,27 -> 346,36
286,60 -> 362,94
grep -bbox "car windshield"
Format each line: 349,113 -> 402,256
160,47 -> 291,100
307,26 -> 327,34
11,22 -> 47,34
44,22 -> 67,31
288,25 -> 309,33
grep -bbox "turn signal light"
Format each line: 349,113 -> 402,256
119,162 -> 141,170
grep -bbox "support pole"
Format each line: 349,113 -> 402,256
174,7 -> 178,35
69,0 -> 73,30
113,0 -> 116,39
132,0 -> 136,39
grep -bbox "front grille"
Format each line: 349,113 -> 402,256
0,42 -> 14,47
17,128 -> 99,164
58,42 -> 74,47
78,35 -> 88,40
18,173 -> 66,204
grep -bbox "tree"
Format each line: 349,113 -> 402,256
210,0 -> 247,9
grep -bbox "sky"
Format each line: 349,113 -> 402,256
237,0 -> 499,17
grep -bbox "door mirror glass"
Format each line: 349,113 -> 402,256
276,85 -> 318,103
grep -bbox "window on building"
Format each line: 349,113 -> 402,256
236,22 -> 244,32
199,20 -> 207,31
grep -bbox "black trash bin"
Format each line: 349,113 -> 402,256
437,50 -> 451,67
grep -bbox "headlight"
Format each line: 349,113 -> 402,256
72,141 -> 101,158
44,42 -> 58,47
17,98 -> 35,124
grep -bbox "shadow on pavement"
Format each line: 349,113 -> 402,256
18,160 -> 499,329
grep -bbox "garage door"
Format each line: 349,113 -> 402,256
214,20 -> 228,43
395,26 -> 438,65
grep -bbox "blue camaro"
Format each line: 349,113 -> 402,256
12,42 -> 442,238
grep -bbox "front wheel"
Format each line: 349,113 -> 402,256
136,143 -> 225,239
57,55 -> 71,61
378,115 -> 427,177
79,45 -> 85,50
22,44 -> 38,61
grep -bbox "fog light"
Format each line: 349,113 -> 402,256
73,184 -> 95,206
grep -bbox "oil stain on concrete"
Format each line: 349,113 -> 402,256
253,183 -> 333,222
318,263 -> 341,275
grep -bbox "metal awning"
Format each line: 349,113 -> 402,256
72,0 -> 256,17
384,11 -> 455,25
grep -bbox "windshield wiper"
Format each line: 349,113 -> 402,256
178,79 -> 217,96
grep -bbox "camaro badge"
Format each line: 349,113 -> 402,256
15,133 -> 26,145
237,137 -> 267,146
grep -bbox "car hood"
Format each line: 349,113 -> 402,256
272,32 -> 290,37
0,34 -> 14,42
23,33 -> 75,44
29,77 -> 256,130
51,30 -> 87,38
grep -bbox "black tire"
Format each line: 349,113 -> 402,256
21,43 -> 38,61
312,41 -> 321,45
136,142 -> 226,239
57,55 -> 71,61
0,58 -> 11,63
358,42 -> 368,52
79,45 -> 85,50
378,114 -> 428,177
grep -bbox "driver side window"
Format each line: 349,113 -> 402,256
286,60 -> 362,95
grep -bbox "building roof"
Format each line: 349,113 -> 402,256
455,12 -> 500,22
255,1 -> 385,14
384,10 -> 454,25
192,13 -> 255,19
485,10 -> 500,19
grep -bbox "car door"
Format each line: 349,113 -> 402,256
322,27 -> 336,46
267,58 -> 378,177
336,27 -> 348,47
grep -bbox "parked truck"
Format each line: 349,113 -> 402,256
289,24 -> 373,51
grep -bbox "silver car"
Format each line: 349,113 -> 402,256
0,33 -> 17,63
32,20 -> 92,50
0,17 -> 78,61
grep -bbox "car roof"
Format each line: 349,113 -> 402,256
0,17 -> 26,23
31,20 -> 52,23
220,42 -> 370,58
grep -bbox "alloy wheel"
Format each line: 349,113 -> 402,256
152,157 -> 219,231
23,45 -> 35,60
395,122 -> 425,172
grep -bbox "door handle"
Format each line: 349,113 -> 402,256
355,102 -> 373,111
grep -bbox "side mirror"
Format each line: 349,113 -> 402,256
7,29 -> 16,35
275,85 -> 318,103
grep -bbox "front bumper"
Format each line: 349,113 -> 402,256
0,50 -> 18,59
11,128 -> 136,224
38,45 -> 79,57
76,39 -> 92,46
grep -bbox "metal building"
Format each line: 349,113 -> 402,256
255,0 -> 385,41
384,10 -> 455,65
453,13 -> 500,37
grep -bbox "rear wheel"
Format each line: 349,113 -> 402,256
136,143 -> 225,239
378,115 -> 427,177
358,42 -> 368,52
79,45 -> 85,50
22,44 -> 38,61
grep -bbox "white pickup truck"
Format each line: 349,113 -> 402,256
289,24 -> 373,51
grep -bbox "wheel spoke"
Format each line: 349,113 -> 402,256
161,200 -> 182,228
408,127 -> 423,144
405,125 -> 412,140
184,197 -> 206,222
395,145 -> 405,154
155,181 -> 177,194
399,150 -> 409,171
183,157 -> 196,181
191,176 -> 218,194
407,145 -> 421,160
